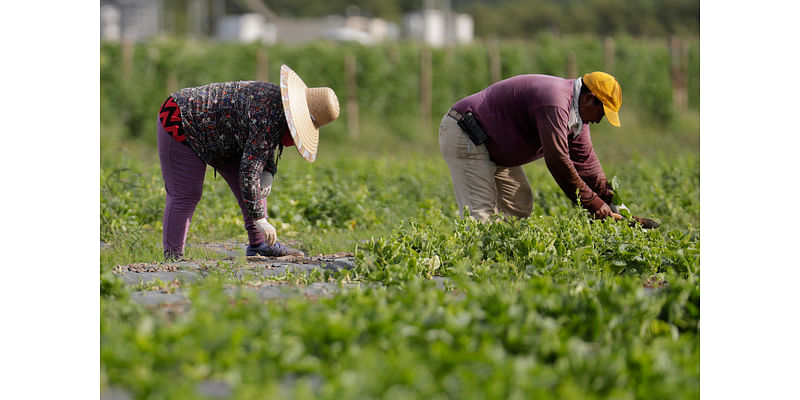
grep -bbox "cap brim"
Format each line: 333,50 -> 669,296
604,105 -> 621,127
280,65 -> 319,162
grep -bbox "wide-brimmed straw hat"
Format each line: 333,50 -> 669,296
279,64 -> 340,162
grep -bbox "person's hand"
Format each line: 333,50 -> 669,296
593,202 -> 621,220
260,171 -> 273,198
255,218 -> 277,245
609,203 -> 629,215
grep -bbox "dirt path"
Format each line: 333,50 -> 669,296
110,241 -> 362,307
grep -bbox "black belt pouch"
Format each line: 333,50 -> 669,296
457,111 -> 489,146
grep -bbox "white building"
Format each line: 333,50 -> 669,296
99,1 -> 471,46
216,13 -> 277,43
403,9 -> 473,48
273,15 -> 398,45
100,5 -> 122,41
100,0 -> 228,42
100,0 -> 161,41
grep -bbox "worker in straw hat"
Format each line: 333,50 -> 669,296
156,65 -> 340,260
439,71 -> 658,227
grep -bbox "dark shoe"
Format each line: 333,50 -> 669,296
246,241 -> 304,257
164,250 -> 183,261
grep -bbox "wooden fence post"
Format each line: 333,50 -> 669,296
681,40 -> 689,110
420,46 -> 432,135
670,36 -> 688,112
166,72 -> 178,93
604,37 -> 615,73
256,48 -> 269,82
121,39 -> 133,79
489,39 -> 501,84
345,53 -> 359,139
566,51 -> 577,79
388,42 -> 398,65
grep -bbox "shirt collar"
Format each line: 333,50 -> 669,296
568,78 -> 583,138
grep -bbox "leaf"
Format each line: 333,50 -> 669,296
611,175 -> 626,205
611,175 -> 622,191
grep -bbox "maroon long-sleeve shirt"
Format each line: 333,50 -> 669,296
452,74 -> 613,212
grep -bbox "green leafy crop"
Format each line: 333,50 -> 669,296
101,37 -> 699,400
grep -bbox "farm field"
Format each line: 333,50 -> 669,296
101,39 -> 699,399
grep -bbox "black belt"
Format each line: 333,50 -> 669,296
448,108 -> 488,145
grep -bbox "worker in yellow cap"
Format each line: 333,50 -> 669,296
440,71 -> 656,226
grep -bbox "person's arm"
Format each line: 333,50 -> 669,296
260,170 -> 273,198
239,147 -> 269,220
240,136 -> 280,244
570,126 -> 653,225
568,125 -> 615,204
535,106 -> 612,219
239,116 -> 285,218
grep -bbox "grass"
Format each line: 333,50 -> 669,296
101,105 -> 699,398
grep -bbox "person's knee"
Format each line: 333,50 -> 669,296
169,191 -> 202,209
501,203 -> 531,219
499,194 -> 532,219
519,201 -> 533,217
519,187 -> 534,215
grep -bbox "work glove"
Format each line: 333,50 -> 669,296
254,218 -> 277,245
260,171 -> 273,198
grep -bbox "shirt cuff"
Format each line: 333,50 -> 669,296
598,181 -> 615,204
583,195 -> 607,214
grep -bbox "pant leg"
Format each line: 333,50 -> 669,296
214,161 -> 267,246
494,165 -> 534,218
438,112 -> 499,222
157,118 -> 206,258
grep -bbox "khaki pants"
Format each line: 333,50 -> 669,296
438,112 -> 533,222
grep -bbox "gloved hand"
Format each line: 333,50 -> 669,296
260,171 -> 273,198
254,218 -> 277,245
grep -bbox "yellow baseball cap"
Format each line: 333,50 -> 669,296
582,71 -> 622,127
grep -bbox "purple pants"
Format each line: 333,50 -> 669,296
157,119 -> 266,258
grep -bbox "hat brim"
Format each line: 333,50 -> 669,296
280,65 -> 318,162
604,105 -> 621,127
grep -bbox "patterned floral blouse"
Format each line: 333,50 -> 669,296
171,81 -> 288,220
